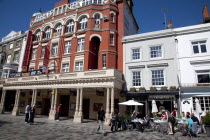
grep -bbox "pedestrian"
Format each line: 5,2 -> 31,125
25,104 -> 30,123
161,108 -> 173,135
171,108 -> 178,133
56,104 -> 62,121
96,106 -> 105,133
29,105 -> 35,124
111,109 -> 119,132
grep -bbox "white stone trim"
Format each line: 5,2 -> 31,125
89,34 -> 102,41
32,45 -> 39,49
77,13 -> 90,21
77,34 -> 86,38
92,12 -> 103,18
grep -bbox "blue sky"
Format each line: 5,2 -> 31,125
0,0 -> 210,39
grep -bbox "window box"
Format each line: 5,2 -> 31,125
129,87 -> 136,92
138,87 -> 146,92
150,87 -> 157,92
169,86 -> 177,91
160,86 -> 168,91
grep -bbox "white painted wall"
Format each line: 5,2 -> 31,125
175,23 -> 210,85
123,29 -> 179,90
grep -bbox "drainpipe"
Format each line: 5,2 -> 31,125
175,37 -> 182,115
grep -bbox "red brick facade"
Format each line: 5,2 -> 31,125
24,0 -> 137,74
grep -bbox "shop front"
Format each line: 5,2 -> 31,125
127,91 -> 179,117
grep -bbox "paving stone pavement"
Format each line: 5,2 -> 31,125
0,113 -> 209,140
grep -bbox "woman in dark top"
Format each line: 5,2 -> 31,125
138,114 -> 150,133
29,106 -> 35,124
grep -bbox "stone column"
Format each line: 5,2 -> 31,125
61,25 -> 65,35
0,90 -> 6,114
105,88 -> 111,125
31,89 -> 37,107
75,88 -> 80,116
12,90 -> 20,116
49,89 -> 57,120
54,89 -> 58,111
50,28 -> 54,38
110,87 -> 114,115
78,88 -> 83,116
73,88 -> 83,123
50,91 -> 55,114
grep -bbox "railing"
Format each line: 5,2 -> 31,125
53,32 -> 61,37
94,24 -> 100,29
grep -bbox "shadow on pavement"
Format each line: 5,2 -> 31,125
0,121 -> 10,127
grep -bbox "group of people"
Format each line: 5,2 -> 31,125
130,110 -> 151,133
25,104 -> 35,124
24,103 -> 62,124
160,108 -> 200,136
96,106 -> 127,133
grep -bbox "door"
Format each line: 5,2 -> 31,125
60,95 -> 70,116
42,98 -> 51,115
83,99 -> 90,119
4,90 -> 16,112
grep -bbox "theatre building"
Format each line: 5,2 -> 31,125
0,0 -> 138,123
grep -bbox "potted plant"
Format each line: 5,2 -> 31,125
169,86 -> 177,91
139,87 -> 146,92
160,86 -> 168,91
202,111 -> 210,137
150,86 -> 157,92
129,87 -> 136,92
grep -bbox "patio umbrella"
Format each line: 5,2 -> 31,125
152,100 -> 158,113
118,100 -> 144,106
195,98 -> 202,114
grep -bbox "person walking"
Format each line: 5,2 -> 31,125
29,105 -> 35,124
25,104 -> 30,123
161,108 -> 173,135
56,104 -> 62,121
96,106 -> 105,133
111,109 -> 119,132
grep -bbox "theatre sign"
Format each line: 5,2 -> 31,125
2,31 -> 23,42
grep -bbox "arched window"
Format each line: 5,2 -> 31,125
55,23 -> 62,33
110,13 -> 115,23
66,20 -> 74,33
78,16 -> 88,30
94,14 -> 100,25
34,30 -> 41,41
43,27 -> 51,39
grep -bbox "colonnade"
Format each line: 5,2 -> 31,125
0,87 -> 116,124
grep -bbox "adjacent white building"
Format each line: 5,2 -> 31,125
175,23 -> 210,116
122,29 -> 179,115
122,22 -> 210,116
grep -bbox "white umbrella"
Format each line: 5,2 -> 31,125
152,100 -> 158,113
195,98 -> 202,114
118,100 -> 144,106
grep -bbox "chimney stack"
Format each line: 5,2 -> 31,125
202,4 -> 210,23
167,20 -> 173,29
